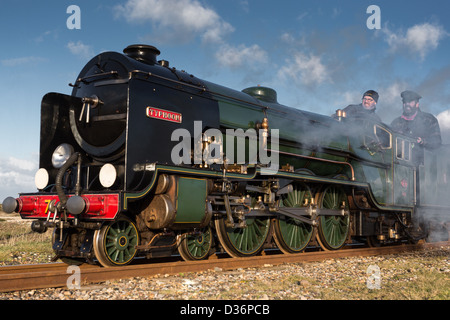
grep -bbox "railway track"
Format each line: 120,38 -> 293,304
0,241 -> 448,293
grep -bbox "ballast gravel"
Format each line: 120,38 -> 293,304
1,246 -> 449,300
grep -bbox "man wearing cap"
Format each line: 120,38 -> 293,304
342,90 -> 381,122
390,90 -> 441,150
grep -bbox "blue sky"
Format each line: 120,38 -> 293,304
1,0 -> 450,200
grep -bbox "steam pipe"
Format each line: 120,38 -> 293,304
55,152 -> 80,208
75,153 -> 82,196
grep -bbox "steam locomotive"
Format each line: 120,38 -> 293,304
3,45 -> 449,267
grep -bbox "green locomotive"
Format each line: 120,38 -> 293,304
3,45 -> 449,266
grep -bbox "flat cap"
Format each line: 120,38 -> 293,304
401,90 -> 421,102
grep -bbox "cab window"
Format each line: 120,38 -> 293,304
374,125 -> 392,149
396,137 -> 411,161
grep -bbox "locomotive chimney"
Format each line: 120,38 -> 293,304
124,44 -> 161,65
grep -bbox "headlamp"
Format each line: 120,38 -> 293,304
35,168 -> 49,190
52,143 -> 74,168
99,163 -> 117,188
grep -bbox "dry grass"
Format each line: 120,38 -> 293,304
308,254 -> 450,300
0,210 -> 53,264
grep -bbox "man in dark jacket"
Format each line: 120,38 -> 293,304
342,90 -> 381,122
390,90 -> 441,150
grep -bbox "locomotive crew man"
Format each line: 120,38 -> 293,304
390,90 -> 442,150
341,90 -> 381,122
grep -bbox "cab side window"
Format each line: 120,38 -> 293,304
374,125 -> 392,149
396,138 -> 411,161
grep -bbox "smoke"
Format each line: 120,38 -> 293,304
265,100 -> 449,242
437,110 -> 450,144
416,146 -> 450,242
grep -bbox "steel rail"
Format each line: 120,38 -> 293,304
0,241 -> 448,293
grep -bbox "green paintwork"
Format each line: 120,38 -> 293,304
206,81 -> 265,130
242,86 -> 278,103
175,177 -> 208,223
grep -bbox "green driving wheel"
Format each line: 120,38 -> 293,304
273,183 -> 314,253
215,216 -> 271,258
178,227 -> 212,261
93,215 -> 139,267
316,185 -> 350,250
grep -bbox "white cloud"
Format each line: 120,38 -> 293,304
35,30 -> 52,43
0,156 -> 37,201
278,52 -> 331,86
405,24 -> 445,57
1,56 -> 46,67
340,90 -> 362,106
114,0 -> 234,43
332,8 -> 342,18
383,23 -> 448,60
280,32 -> 295,44
381,81 -> 409,106
7,157 -> 36,172
215,44 -> 268,69
297,12 -> 308,21
67,41 -> 94,59
239,0 -> 250,13
280,32 -> 307,47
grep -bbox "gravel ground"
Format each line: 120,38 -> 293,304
1,245 -> 449,301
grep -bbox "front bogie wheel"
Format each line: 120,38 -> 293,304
93,215 -> 139,267
178,227 -> 213,261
